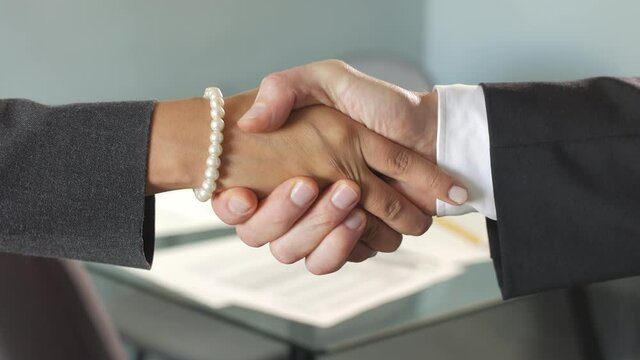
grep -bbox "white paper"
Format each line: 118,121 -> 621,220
402,214 -> 491,265
154,189 -> 230,237
136,193 -> 491,327
127,237 -> 462,327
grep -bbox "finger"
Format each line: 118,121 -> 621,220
360,171 -> 430,236
304,209 -> 366,275
359,212 -> 405,253
211,188 -> 258,225
234,177 -> 319,248
360,130 -> 468,211
347,242 -> 378,263
269,180 -> 360,264
237,60 -> 354,133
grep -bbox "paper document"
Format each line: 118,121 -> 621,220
141,192 -> 491,327
154,189 -> 229,237
402,214 -> 491,265
127,237 -> 462,327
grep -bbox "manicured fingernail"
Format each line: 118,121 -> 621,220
344,211 -> 363,230
448,185 -> 468,205
290,181 -> 316,207
228,197 -> 251,215
238,103 -> 267,125
331,185 -> 358,210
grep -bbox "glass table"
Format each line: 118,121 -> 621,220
87,227 -> 505,359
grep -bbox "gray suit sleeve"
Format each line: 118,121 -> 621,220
0,99 -> 155,268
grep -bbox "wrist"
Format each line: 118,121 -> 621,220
147,97 -> 210,194
416,90 -> 438,162
146,90 -> 269,196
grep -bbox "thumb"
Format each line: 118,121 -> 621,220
237,60 -> 350,133
211,187 -> 259,225
237,74 -> 297,132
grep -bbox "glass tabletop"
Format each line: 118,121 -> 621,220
87,227 -> 502,354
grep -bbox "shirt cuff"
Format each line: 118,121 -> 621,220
434,84 -> 497,220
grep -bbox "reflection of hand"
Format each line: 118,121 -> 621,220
212,61 -> 468,274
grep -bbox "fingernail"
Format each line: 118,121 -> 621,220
344,211 -> 363,230
290,181 -> 316,207
238,103 -> 267,125
228,196 -> 251,215
331,185 -> 358,210
448,185 -> 468,205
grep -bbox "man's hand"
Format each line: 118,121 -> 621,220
212,60 -> 468,274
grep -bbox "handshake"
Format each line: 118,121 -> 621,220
148,60 -> 469,275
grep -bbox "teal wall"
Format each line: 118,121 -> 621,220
0,0 -> 423,103
423,0 -> 640,84
2,1 -> 638,102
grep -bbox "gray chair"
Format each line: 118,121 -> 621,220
0,253 -> 126,360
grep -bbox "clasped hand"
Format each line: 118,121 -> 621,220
187,60 -> 467,274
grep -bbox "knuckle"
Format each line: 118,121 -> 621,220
261,72 -> 288,88
383,197 -> 404,221
323,58 -> 348,70
428,170 -> 443,189
269,242 -> 299,265
388,148 -> 411,174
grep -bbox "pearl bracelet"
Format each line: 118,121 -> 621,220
193,87 -> 225,202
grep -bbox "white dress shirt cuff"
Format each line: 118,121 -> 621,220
434,84 -> 497,220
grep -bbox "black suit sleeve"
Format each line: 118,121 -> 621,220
0,99 -> 155,268
481,77 -> 640,299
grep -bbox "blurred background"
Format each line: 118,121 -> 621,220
1,1 -> 640,359
3,0 -> 639,102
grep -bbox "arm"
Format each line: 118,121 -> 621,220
0,89 -> 456,270
482,77 -> 640,298
0,99 -> 155,267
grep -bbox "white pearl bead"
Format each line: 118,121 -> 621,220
210,131 -> 224,144
208,143 -> 223,156
196,86 -> 225,202
210,107 -> 225,119
210,119 -> 225,131
209,87 -> 223,98
206,156 -> 221,168
201,180 -> 216,193
193,188 -> 211,202
210,97 -> 224,107
204,167 -> 219,180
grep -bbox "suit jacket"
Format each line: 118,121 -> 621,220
0,99 -> 156,269
482,77 -> 640,298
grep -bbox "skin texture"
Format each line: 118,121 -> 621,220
213,60 -> 459,274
